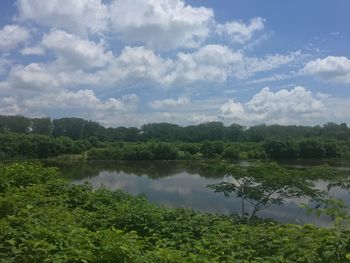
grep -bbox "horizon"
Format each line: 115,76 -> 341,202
0,0 -> 349,127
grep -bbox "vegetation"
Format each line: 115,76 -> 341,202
303,167 -> 350,230
1,162 -> 350,262
1,115 -> 350,161
1,115 -> 350,142
208,163 -> 323,220
0,134 -> 349,161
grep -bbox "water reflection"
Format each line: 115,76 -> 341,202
50,160 -> 225,180
45,160 -> 350,226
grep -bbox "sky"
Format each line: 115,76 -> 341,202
0,0 -> 349,127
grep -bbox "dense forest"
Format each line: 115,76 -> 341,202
1,115 -> 350,160
1,115 -> 350,142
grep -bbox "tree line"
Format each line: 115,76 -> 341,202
1,115 -> 350,160
1,115 -> 350,142
0,132 -> 349,160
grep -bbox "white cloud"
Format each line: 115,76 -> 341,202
98,45 -> 243,87
0,89 -> 139,126
42,30 -> 112,69
216,17 -> 265,44
99,45 -> 300,87
4,46 -> 173,90
99,46 -> 173,86
0,25 -> 29,50
232,51 -> 303,79
0,97 -> 21,115
24,89 -> 138,112
16,0 -> 108,36
0,57 -> 12,75
220,86 -> 326,125
5,62 -> 100,90
102,46 -> 300,86
220,99 -> 245,116
149,96 -> 190,109
109,0 -> 214,50
246,73 -> 296,85
171,44 -> 243,84
20,46 -> 45,55
148,50 -> 302,86
301,56 -> 350,84
3,44 -> 301,91
8,63 -> 60,90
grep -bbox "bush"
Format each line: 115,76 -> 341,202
0,163 -> 350,262
222,146 -> 240,159
152,143 -> 178,160
1,163 -> 350,262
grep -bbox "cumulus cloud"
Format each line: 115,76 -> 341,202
16,0 -> 108,36
3,44 -> 302,91
96,45 -> 243,87
149,96 -> 190,109
104,46 -> 301,86
98,46 -> 173,86
301,56 -> 350,84
104,44 -> 242,86
5,63 -> 100,90
3,46 -> 173,90
24,89 -> 138,112
220,86 -> 326,125
171,44 -> 243,84
17,0 -> 215,50
216,17 -> 265,44
5,2 -> 293,91
0,89 -> 139,126
7,63 -> 60,90
0,97 -> 21,115
0,25 -> 29,50
109,0 -> 214,50
42,30 -> 112,69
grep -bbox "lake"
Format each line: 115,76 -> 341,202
47,160 -> 350,226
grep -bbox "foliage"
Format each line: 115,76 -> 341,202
1,115 -> 350,160
1,115 -> 350,143
0,162 -> 350,262
200,141 -> 224,158
263,139 -> 342,159
0,133 -> 88,159
222,146 -> 240,159
208,163 -> 324,220
0,130 -> 347,161
303,174 -> 350,230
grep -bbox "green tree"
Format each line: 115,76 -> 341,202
208,163 -> 322,220
263,139 -> 299,159
222,146 -> 240,159
152,142 -> 178,160
31,117 -> 52,135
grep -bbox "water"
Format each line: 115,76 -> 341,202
47,160 -> 350,226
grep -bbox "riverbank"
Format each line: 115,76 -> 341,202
1,162 -> 350,262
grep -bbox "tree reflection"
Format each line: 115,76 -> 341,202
45,160 -> 225,180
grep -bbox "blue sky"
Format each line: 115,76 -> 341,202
0,0 -> 349,127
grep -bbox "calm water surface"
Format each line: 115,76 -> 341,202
47,160 -> 350,226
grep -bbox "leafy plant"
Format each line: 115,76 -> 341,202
1,162 -> 349,262
208,163 -> 323,220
